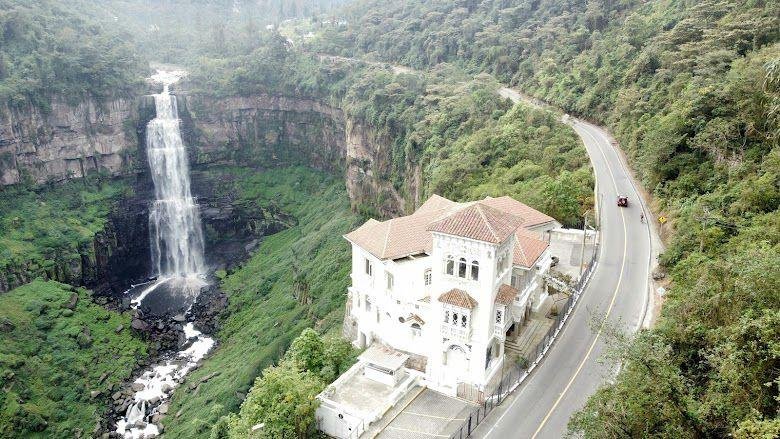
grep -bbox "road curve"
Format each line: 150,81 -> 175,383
470,89 -> 653,438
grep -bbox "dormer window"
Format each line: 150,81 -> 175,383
470,260 -> 479,280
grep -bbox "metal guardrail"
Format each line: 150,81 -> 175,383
449,245 -> 599,439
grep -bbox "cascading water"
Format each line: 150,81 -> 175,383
115,70 -> 214,439
146,82 -> 205,278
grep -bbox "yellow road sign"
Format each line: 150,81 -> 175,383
659,216 -> 667,224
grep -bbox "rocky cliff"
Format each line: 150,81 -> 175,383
177,93 -> 407,217
0,96 -> 142,185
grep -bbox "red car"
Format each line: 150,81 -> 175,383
617,195 -> 628,207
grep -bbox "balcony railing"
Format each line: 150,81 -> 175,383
441,324 -> 472,342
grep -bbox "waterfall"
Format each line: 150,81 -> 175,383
114,70 -> 214,439
146,84 -> 205,278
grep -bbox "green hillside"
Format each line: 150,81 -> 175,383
0,280 -> 149,437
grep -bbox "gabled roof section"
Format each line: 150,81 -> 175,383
513,229 -> 549,268
481,196 -> 556,228
496,284 -> 519,305
414,194 -> 460,215
344,195 -> 463,260
438,288 -> 478,309
427,203 -> 523,244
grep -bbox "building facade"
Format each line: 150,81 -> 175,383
343,194 -> 559,396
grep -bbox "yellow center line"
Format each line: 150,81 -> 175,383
530,122 -> 629,438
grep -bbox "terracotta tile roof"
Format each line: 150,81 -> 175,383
414,194 -> 460,215
481,196 -> 556,228
344,208 -> 446,259
408,314 -> 425,325
495,284 -> 519,305
438,288 -> 478,309
427,203 -> 524,244
345,194 -> 555,260
513,229 -> 549,268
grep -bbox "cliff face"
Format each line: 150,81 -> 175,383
178,94 -> 406,217
0,97 -> 141,185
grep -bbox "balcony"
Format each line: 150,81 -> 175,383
440,324 -> 472,342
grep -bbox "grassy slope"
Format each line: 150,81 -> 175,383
162,167 -> 361,437
0,178 -> 129,285
0,280 -> 149,438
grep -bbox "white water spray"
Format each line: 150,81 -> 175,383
146,82 -> 205,278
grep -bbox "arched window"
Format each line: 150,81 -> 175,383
458,257 -> 467,278
445,255 -> 454,275
444,310 -> 450,324
411,323 -> 421,337
461,314 -> 468,328
470,260 -> 479,280
452,312 -> 459,326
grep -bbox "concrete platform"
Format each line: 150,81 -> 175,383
548,229 -> 596,280
375,389 -> 477,439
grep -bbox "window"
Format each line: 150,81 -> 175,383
424,269 -> 432,286
365,298 -> 372,311
496,309 -> 503,324
411,323 -> 421,337
385,272 -> 394,290
511,272 -> 522,289
452,312 -> 459,326
365,258 -> 373,276
461,314 -> 467,328
485,345 -> 493,369
445,255 -> 454,275
470,260 -> 479,280
458,258 -> 467,278
444,310 -> 450,324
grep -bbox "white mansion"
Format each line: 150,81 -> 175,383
317,194 -> 562,437
343,194 -> 559,393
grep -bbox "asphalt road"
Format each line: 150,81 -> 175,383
471,89 -> 654,438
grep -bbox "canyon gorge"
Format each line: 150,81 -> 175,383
0,83 -> 410,295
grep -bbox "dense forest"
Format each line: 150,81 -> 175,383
0,0 -> 145,109
313,0 -> 780,436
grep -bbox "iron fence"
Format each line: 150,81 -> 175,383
449,244 -> 599,439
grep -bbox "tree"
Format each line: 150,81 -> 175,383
285,328 -> 325,373
226,363 -> 322,439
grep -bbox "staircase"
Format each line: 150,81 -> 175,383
505,317 -> 553,360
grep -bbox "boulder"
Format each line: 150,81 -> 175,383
131,382 -> 145,392
131,318 -> 149,331
62,292 -> 79,309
